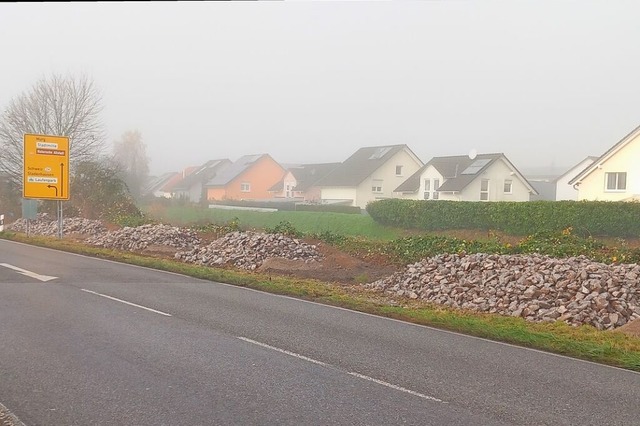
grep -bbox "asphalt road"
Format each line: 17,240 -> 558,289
1,239 -> 639,426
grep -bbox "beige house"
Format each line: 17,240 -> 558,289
314,145 -> 424,209
569,125 -> 640,201
394,153 -> 537,202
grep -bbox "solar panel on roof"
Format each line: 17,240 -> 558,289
369,147 -> 392,160
461,158 -> 491,175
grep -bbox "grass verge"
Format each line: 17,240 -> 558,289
2,231 -> 640,373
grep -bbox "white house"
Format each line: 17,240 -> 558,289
569,124 -> 640,201
314,145 -> 424,209
554,157 -> 597,200
394,153 -> 537,202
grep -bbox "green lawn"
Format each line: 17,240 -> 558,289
143,204 -> 405,240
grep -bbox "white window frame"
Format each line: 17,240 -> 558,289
433,178 -> 440,200
480,179 -> 489,201
605,172 -> 627,192
241,182 -> 251,192
395,165 -> 403,176
372,179 -> 383,193
503,179 -> 513,194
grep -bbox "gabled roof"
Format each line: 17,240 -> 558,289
569,124 -> 640,185
394,153 -> 538,194
313,145 -> 422,187
206,154 -> 277,187
172,159 -> 231,191
160,172 -> 187,193
269,162 -> 341,192
553,156 -> 598,183
141,172 -> 179,196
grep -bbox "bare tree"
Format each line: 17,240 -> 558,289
0,73 -> 106,188
112,130 -> 150,199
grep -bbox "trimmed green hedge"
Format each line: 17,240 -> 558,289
366,199 -> 640,237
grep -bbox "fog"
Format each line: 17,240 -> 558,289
1,1 -> 639,176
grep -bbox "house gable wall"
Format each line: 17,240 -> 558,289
578,134 -> 640,200
457,159 -> 531,201
207,156 -> 285,201
353,149 -> 423,208
271,171 -> 297,199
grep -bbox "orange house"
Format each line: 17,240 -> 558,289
205,154 -> 286,201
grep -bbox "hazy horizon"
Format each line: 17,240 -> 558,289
2,1 -> 639,176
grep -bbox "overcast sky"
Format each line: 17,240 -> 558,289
2,1 -> 640,176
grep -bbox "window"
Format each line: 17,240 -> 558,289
423,178 -> 440,200
372,179 -> 383,193
285,184 -> 292,198
605,172 -> 627,191
480,179 -> 489,201
504,179 -> 512,194
241,182 -> 250,192
395,165 -> 403,176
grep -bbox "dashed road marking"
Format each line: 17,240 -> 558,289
81,289 -> 172,317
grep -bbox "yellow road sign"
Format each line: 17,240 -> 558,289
23,134 -> 70,200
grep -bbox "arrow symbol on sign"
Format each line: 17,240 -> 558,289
47,185 -> 58,196
60,162 -> 64,198
0,263 -> 58,282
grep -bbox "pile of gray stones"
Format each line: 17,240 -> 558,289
8,214 -> 107,236
366,252 -> 640,330
174,231 -> 323,270
6,215 -> 640,330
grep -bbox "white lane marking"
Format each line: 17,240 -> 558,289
237,336 -> 446,403
238,336 -> 327,366
348,371 -> 445,403
0,263 -> 58,282
5,240 -> 635,377
81,289 -> 172,317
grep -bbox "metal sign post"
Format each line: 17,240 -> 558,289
57,200 -> 63,239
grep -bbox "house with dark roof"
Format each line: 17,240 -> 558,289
394,153 -> 537,202
205,154 -> 286,202
269,162 -> 340,203
171,159 -> 231,203
569,124 -> 640,201
141,172 -> 181,199
313,145 -> 423,209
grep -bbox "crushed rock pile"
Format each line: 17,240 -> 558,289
175,231 -> 323,270
8,214 -> 107,237
86,223 -> 200,251
366,252 -> 640,330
